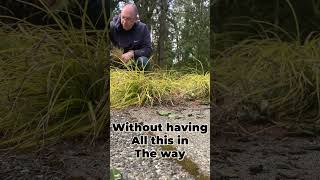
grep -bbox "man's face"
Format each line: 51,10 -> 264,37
120,6 -> 137,31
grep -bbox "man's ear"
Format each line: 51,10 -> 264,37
136,14 -> 140,22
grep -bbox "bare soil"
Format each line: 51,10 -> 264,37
212,107 -> 320,180
0,139 -> 108,180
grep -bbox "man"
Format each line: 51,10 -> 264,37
109,3 -> 152,70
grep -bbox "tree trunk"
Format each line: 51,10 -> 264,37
157,0 -> 168,67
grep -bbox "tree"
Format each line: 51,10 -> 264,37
157,0 -> 169,67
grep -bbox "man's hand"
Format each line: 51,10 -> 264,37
121,50 -> 134,63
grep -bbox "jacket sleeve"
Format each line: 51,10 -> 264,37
133,25 -> 152,58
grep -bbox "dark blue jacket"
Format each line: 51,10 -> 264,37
109,15 -> 152,58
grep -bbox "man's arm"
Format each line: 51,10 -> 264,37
133,25 -> 152,58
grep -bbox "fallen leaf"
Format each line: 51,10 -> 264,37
157,111 -> 171,116
168,113 -> 176,118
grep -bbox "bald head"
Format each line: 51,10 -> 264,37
120,3 -> 139,31
122,3 -> 138,17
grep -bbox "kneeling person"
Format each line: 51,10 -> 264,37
109,3 -> 152,70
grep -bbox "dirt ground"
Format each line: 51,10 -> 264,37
1,105 -> 320,179
0,139 -> 108,180
212,107 -> 320,180
213,131 -> 320,179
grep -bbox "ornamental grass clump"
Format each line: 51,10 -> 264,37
0,5 -> 109,150
214,36 -> 320,122
110,69 -> 209,109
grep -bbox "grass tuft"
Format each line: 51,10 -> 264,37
214,36 -> 320,123
0,20 -> 109,150
110,69 -> 209,109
